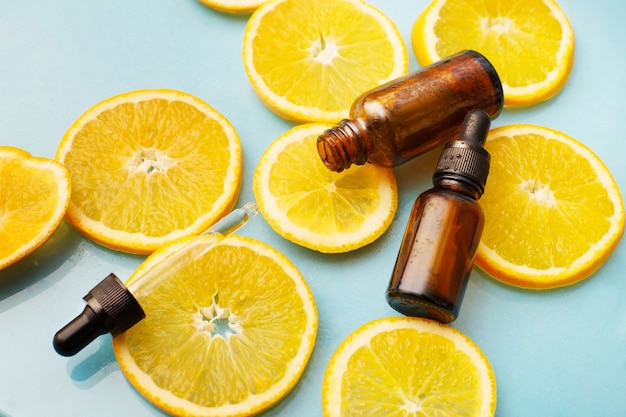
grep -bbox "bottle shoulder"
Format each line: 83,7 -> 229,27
418,187 -> 483,212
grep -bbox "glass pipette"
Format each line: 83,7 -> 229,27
53,202 -> 258,356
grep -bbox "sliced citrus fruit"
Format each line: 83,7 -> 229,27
55,89 -> 242,254
112,233 -> 318,417
242,0 -> 408,123
197,0 -> 270,13
323,316 -> 496,417
253,123 -> 398,253
0,146 -> 71,270
476,124 -> 624,289
412,0 -> 575,107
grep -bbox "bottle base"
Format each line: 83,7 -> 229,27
387,292 -> 456,324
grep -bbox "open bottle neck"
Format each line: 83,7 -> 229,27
316,119 -> 369,172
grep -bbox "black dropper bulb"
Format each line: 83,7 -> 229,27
53,273 -> 145,356
433,108 -> 491,195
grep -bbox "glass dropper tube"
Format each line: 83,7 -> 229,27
53,202 -> 258,357
127,202 -> 258,299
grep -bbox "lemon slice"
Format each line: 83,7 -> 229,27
476,124 -> 625,289
323,316 -> 496,416
197,0 -> 270,13
243,0 -> 408,123
113,234 -> 318,417
412,0 -> 575,106
0,146 -> 71,270
55,89 -> 242,254
253,123 -> 398,253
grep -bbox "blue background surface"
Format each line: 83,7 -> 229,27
1,1 -> 625,416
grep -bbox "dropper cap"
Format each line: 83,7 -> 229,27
433,109 -> 491,196
53,273 -> 144,356
53,203 -> 258,357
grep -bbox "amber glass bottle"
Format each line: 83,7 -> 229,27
317,50 -> 502,172
386,109 -> 491,323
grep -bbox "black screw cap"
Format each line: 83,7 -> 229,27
53,273 -> 145,356
433,109 -> 491,196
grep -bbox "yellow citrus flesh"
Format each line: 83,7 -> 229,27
113,234 -> 318,417
476,125 -> 625,289
412,0 -> 575,107
253,123 -> 398,253
323,316 -> 496,417
55,89 -> 242,254
243,0 -> 408,123
0,146 -> 71,270
197,0 -> 270,13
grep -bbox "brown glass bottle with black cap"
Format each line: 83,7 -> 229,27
317,50 -> 502,172
386,109 -> 491,323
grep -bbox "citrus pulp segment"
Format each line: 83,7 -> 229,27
197,0 -> 270,13
0,146 -> 71,270
476,124 -> 624,289
322,316 -> 496,417
412,0 -> 575,107
242,0 -> 408,123
55,89 -> 242,254
112,234 -> 318,417
253,123 -> 398,253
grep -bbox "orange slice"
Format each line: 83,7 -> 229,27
323,316 -> 496,416
0,146 -> 71,270
412,0 -> 575,106
476,124 -> 624,289
113,234 -> 317,417
243,0 -> 408,123
55,89 -> 242,254
253,123 -> 398,253
197,0 -> 270,13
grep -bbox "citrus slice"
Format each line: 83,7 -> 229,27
0,146 -> 71,270
242,0 -> 408,123
323,316 -> 496,417
112,234 -> 318,417
253,123 -> 398,253
197,0 -> 270,13
55,89 -> 242,254
412,0 -> 575,107
476,124 -> 625,289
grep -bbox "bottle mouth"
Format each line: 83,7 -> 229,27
317,136 -> 343,172
316,122 -> 364,173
